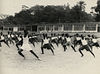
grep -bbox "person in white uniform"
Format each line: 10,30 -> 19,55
0,32 -> 10,48
66,36 -> 76,52
16,35 -> 23,50
61,36 -> 67,51
50,36 -> 58,47
79,36 -> 95,57
7,32 -> 14,45
17,30 -> 40,60
90,35 -> 100,50
11,33 -> 15,43
41,37 -> 54,55
73,34 -> 82,48
75,35 -> 81,46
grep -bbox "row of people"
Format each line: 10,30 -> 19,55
0,31 -> 100,60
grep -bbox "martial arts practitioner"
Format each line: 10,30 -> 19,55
66,36 -> 76,52
0,32 -> 10,48
78,36 -> 95,57
73,35 -> 82,48
91,35 -> 100,50
28,35 -> 38,47
41,37 -> 54,55
61,36 -> 67,51
16,35 -> 23,50
7,32 -> 14,45
57,35 -> 62,45
17,30 -> 41,60
50,36 -> 58,47
10,33 -> 16,43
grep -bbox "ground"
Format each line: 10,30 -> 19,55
0,37 -> 100,74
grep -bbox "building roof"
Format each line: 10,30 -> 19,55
35,22 -> 100,26
2,22 -> 100,27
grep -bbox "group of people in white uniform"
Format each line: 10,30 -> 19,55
0,30 -> 100,60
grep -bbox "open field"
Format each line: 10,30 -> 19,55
0,37 -> 100,74
0,32 -> 100,74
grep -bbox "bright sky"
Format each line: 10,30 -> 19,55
0,0 -> 98,15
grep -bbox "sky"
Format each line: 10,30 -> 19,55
0,0 -> 98,15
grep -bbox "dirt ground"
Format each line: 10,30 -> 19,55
0,38 -> 100,74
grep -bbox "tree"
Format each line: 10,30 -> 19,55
29,5 -> 67,23
69,1 -> 94,22
4,2 -> 94,25
13,10 -> 34,25
95,0 -> 100,21
78,1 -> 86,11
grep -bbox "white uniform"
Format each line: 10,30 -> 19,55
58,36 -> 61,38
8,35 -> 10,38
66,37 -> 72,45
16,35 -> 18,37
66,37 -> 71,42
1,36 -> 4,40
43,39 -> 49,44
20,36 -> 32,51
51,37 -> 57,40
76,37 -> 81,41
18,37 -> 22,41
11,34 -> 14,38
32,36 -> 37,38
62,37 -> 65,40
92,39 -> 97,43
81,39 -> 88,45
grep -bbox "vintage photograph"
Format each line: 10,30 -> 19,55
0,0 -> 100,74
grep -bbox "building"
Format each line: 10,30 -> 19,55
0,22 -> 100,33
37,22 -> 99,33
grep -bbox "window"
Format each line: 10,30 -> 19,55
26,26 -> 31,31
9,27 -> 13,31
54,25 -> 58,31
64,24 -> 72,30
85,24 -> 96,31
74,24 -> 84,31
4,27 -> 8,30
38,25 -> 45,31
13,27 -> 18,31
19,27 -> 24,31
54,25 -> 62,31
46,25 -> 53,31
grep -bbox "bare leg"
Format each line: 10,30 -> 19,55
89,50 -> 95,58
71,45 -> 76,52
4,40 -> 10,48
63,45 -> 67,51
87,45 -> 95,58
41,47 -> 44,54
18,49 -> 25,59
50,44 -> 55,49
10,39 -> 14,45
16,44 -> 20,50
50,48 -> 54,55
30,50 -> 40,60
79,48 -> 84,57
32,42 -> 35,47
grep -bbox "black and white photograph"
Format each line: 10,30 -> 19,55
0,0 -> 100,74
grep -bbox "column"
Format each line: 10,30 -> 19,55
53,25 -> 55,32
96,24 -> 98,32
72,25 -> 74,32
44,25 -> 46,32
83,24 -> 85,32
62,24 -> 64,32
